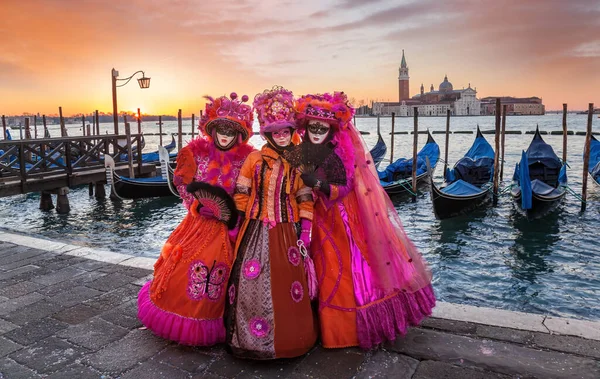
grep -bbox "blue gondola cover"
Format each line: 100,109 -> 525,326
519,151 -> 532,210
442,180 -> 483,196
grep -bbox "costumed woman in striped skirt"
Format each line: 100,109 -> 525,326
137,93 -> 255,345
291,92 -> 436,349
225,86 -> 318,359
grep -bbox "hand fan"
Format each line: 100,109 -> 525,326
186,181 -> 239,229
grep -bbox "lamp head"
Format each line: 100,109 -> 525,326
137,75 -> 150,89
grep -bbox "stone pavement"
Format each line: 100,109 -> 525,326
0,236 -> 599,378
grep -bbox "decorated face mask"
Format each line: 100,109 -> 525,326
272,128 -> 292,147
307,120 -> 331,145
215,124 -> 237,149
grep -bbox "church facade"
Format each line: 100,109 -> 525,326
373,51 -> 482,116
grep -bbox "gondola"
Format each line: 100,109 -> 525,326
430,127 -> 494,219
587,135 -> 600,187
104,154 -> 176,199
378,131 -> 440,195
159,145 -> 182,197
118,135 -> 175,163
511,127 -> 567,219
369,131 -> 387,168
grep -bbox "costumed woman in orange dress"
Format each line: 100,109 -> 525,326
292,92 -> 436,349
225,86 -> 318,359
137,92 -> 255,346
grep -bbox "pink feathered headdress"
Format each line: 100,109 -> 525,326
199,92 -> 254,142
295,92 -> 355,131
253,86 -> 296,137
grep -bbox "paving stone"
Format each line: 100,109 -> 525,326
354,350 -> 418,379
98,299 -> 142,329
191,373 -> 228,379
0,281 -> 44,299
412,360 -> 513,379
9,336 -> 89,374
84,329 -> 170,373
0,292 -> 45,316
2,266 -> 52,284
206,351 -> 255,378
3,300 -> 65,326
475,325 -> 535,345
292,346 -> 366,379
0,296 -> 8,303
421,317 -> 478,335
0,318 -> 18,334
31,266 -> 87,286
387,328 -> 600,379
0,336 -> 23,357
0,357 -> 43,379
45,363 -> 104,379
132,273 -> 153,287
235,357 -> 306,379
47,285 -> 104,307
0,252 -> 55,271
52,304 -> 102,325
533,332 -> 600,359
68,259 -> 110,271
36,271 -> 107,297
56,317 -> 129,350
3,317 -> 69,346
120,359 -> 193,379
84,283 -> 139,311
86,272 -> 139,292
0,265 -> 41,281
156,345 -> 215,373
114,265 -> 153,279
0,245 -> 34,260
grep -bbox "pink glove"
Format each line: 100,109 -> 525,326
228,226 -> 239,244
299,218 -> 312,248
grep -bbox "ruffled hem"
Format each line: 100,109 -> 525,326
356,284 -> 436,349
137,281 -> 226,346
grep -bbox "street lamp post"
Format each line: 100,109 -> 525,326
111,68 -> 151,135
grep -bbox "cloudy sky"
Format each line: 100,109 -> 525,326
1,0 -> 598,115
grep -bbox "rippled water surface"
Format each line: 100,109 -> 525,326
1,114 -> 599,320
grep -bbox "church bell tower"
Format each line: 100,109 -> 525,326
398,50 -> 410,101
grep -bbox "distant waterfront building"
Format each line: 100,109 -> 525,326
480,97 -> 545,115
373,51 -> 481,116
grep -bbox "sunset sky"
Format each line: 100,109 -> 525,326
1,0 -> 598,116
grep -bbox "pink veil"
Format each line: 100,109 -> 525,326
346,122 -> 432,295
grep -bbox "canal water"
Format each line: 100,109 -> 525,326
1,113 -> 599,321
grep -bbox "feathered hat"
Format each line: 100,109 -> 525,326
295,92 -> 354,131
253,86 -> 296,137
199,92 -> 253,142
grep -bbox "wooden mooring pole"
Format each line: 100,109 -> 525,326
493,98 -> 501,206
177,109 -> 183,151
59,106 -> 66,137
581,103 -> 594,211
390,112 -> 395,163
125,121 -> 135,179
562,104 -> 568,164
158,116 -> 163,146
42,115 -> 48,138
2,115 -> 6,140
136,109 -> 142,176
33,115 -> 38,139
443,109 -> 450,179
412,107 -> 418,202
500,104 -> 507,180
191,114 -> 195,139
95,110 -> 100,135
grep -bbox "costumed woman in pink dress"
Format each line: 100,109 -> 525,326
292,92 -> 436,349
137,93 -> 255,346
225,86 -> 318,359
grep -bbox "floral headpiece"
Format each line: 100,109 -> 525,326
199,92 -> 253,142
253,86 -> 296,137
295,92 -> 354,131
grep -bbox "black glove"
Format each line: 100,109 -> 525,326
301,173 -> 319,188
